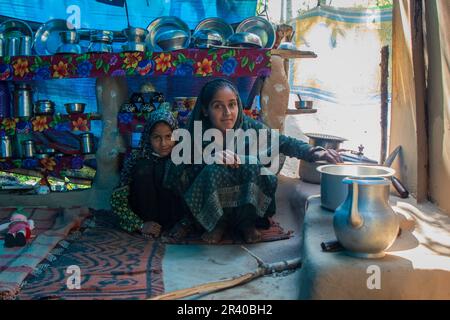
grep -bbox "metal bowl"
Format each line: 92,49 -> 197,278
146,16 -> 190,51
194,17 -> 234,44
33,19 -> 73,55
122,27 -> 148,43
34,100 -> 55,115
227,32 -> 262,48
155,29 -> 190,51
192,29 -> 223,48
236,16 -> 276,48
64,103 -> 86,114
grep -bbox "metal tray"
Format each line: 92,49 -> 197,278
33,19 -> 74,55
194,17 -> 234,43
236,16 -> 275,49
146,16 -> 190,52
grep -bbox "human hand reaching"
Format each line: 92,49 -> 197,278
313,148 -> 343,164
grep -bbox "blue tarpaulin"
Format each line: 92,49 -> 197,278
0,0 -> 257,29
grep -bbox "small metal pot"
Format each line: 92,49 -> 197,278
64,103 -> 85,114
88,30 -> 114,53
122,27 -> 148,43
34,100 -> 55,115
299,160 -> 327,184
0,136 -> 13,158
80,132 -> 94,154
57,30 -> 81,54
20,35 -> 32,56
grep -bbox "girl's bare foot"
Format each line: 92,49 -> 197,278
165,218 -> 193,241
201,222 -> 227,244
141,221 -> 162,238
241,225 -> 262,243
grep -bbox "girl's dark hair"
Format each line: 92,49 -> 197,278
188,78 -> 243,132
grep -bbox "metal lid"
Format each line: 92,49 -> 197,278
305,133 -> 347,142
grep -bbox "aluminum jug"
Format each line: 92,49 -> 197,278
333,177 -> 399,258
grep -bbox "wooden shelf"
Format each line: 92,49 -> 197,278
0,48 -> 271,81
285,108 -> 318,115
271,49 -> 317,59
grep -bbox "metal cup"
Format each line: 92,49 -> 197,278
0,136 -> 13,158
80,133 -> 94,154
22,139 -> 35,158
7,37 -> 20,56
20,36 -> 32,56
0,34 -> 5,57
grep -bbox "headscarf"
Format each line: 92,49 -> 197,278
119,108 -> 178,186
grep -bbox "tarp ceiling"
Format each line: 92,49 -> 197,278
0,0 -> 258,30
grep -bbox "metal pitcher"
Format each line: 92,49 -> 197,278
333,177 -> 399,259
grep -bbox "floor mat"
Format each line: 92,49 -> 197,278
18,213 -> 165,300
0,207 -> 90,299
162,219 -> 293,245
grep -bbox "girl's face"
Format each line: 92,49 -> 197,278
150,122 -> 175,157
205,87 -> 239,133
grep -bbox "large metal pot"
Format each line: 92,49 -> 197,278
316,164 -> 395,211
299,133 -> 347,184
305,133 -> 346,150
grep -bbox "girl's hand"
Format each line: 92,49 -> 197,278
141,221 -> 162,238
314,148 -> 343,164
215,150 -> 241,168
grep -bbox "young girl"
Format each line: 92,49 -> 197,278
163,79 -> 341,244
111,108 -> 192,239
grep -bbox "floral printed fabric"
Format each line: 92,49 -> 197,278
0,49 -> 271,81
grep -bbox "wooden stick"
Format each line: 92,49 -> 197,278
149,257 -> 301,300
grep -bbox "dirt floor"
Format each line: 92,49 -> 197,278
162,176 -> 320,300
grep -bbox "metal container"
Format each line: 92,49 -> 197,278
305,133 -> 346,150
80,132 -> 94,154
22,139 -> 35,158
122,27 -> 148,43
316,164 -> 395,211
57,30 -> 81,54
299,133 -> 346,184
122,42 -> 146,52
7,36 -> 20,56
20,35 -> 32,55
299,160 -> 326,184
155,29 -> 190,51
64,102 -> 85,114
0,136 -> 13,158
334,177 -> 399,258
227,32 -> 263,48
88,30 -> 113,53
192,29 -> 223,48
0,34 -> 5,57
13,83 -> 33,117
0,82 -> 11,118
34,100 -> 55,115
